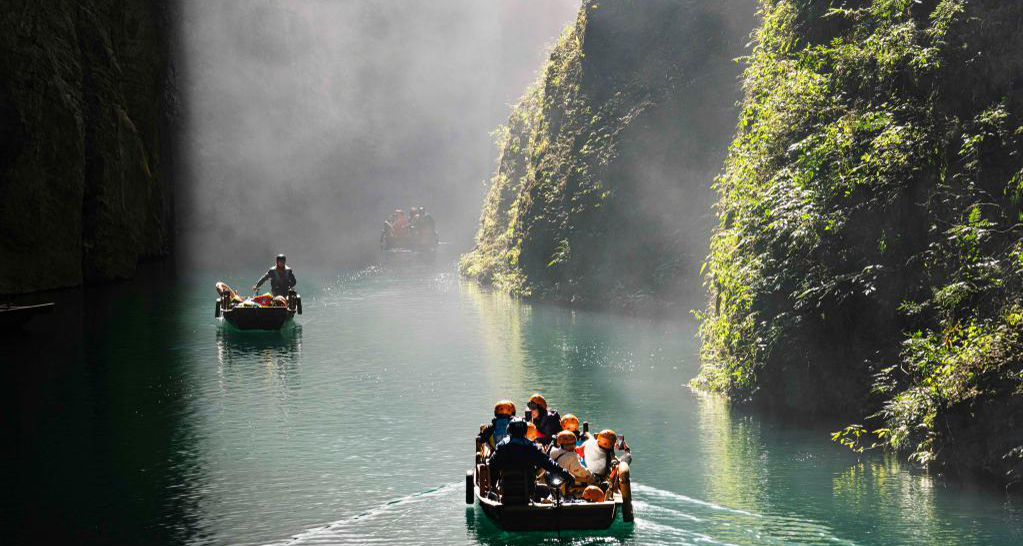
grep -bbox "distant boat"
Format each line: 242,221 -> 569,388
380,229 -> 439,253
0,302 -> 55,329
380,211 -> 439,253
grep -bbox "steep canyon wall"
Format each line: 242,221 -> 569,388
0,1 -> 174,294
698,0 -> 1023,482
461,0 -> 756,314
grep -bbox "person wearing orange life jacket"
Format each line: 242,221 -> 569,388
582,429 -> 632,481
478,400 -> 516,451
524,393 -> 562,445
550,430 -> 594,486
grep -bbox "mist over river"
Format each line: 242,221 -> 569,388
5,260 -> 1022,545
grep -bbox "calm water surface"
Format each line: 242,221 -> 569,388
5,260 -> 1022,545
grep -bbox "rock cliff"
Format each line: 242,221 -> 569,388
460,0 -> 755,314
698,0 -> 1023,484
0,1 -> 175,294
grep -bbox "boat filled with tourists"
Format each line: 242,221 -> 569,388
466,397 -> 633,532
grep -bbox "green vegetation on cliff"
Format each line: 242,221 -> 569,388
697,0 -> 1023,481
461,0 -> 753,313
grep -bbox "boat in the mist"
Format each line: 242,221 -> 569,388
467,438 -> 634,531
0,302 -> 55,329
215,287 -> 302,331
380,208 -> 439,253
380,229 -> 439,253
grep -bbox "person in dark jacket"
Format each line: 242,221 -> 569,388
253,254 -> 297,297
489,418 -> 573,501
525,393 -> 562,445
478,400 -> 516,452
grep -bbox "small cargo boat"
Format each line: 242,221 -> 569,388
215,290 -> 302,331
0,302 -> 55,329
467,438 -> 633,531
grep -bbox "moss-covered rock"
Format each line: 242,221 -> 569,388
461,0 -> 754,314
0,1 -> 174,294
698,0 -> 1023,483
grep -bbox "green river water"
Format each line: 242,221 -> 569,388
5,259 -> 1023,545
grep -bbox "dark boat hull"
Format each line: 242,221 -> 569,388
0,303 -> 55,329
222,306 -> 294,331
475,487 -> 618,531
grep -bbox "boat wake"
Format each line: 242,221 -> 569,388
266,482 -> 461,545
264,481 -> 859,546
629,484 -> 860,546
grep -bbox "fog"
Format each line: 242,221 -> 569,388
177,0 -> 580,270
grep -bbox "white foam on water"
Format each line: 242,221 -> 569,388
630,500 -> 705,522
632,483 -> 762,517
631,483 -> 861,546
266,482 -> 460,546
264,481 -> 861,546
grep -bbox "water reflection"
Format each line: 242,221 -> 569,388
691,387 -> 1023,545
695,391 -> 771,514
214,324 -> 303,406
831,457 -> 945,541
3,266 -> 207,544
457,280 -> 642,432
14,266 -> 1020,545
458,281 -> 530,395
215,324 -> 303,367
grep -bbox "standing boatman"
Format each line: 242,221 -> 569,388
253,254 -> 297,297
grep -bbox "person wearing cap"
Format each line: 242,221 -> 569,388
559,413 -> 590,446
478,400 -> 516,452
253,254 -> 297,297
489,418 -> 574,500
525,393 -> 563,445
525,422 -> 539,443
582,429 -> 632,481
550,430 -> 594,486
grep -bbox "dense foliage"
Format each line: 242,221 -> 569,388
697,0 -> 1023,481
461,0 -> 751,313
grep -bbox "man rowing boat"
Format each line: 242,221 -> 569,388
253,254 -> 297,297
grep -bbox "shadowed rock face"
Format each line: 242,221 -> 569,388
0,0 -> 174,294
461,0 -> 756,315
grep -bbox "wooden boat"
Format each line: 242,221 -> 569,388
215,292 -> 302,331
221,305 -> 295,330
466,439 -> 633,531
0,302 -> 55,329
380,226 -> 439,252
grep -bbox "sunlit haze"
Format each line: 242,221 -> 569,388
178,0 -> 580,269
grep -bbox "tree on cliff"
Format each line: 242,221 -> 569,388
460,0 -> 754,314
698,0 -> 1023,484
